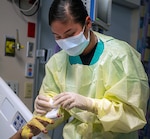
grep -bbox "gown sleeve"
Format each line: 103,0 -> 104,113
92,40 -> 149,133
34,53 -> 70,130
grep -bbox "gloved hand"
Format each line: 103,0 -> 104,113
34,94 -> 52,115
53,92 -> 96,113
21,116 -> 54,139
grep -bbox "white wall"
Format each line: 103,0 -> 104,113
0,0 -> 37,111
104,3 -> 140,48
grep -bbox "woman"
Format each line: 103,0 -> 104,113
10,0 -> 149,139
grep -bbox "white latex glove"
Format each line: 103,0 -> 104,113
34,94 -> 52,115
53,92 -> 94,112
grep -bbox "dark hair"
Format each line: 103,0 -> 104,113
49,0 -> 88,26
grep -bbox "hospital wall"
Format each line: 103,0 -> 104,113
0,1 -> 142,111
0,0 -> 37,111
104,3 -> 140,48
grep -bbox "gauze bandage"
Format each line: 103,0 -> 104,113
45,98 -> 61,119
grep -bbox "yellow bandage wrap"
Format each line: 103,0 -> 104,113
21,116 -> 54,139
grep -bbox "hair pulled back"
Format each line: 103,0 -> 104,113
49,0 -> 88,26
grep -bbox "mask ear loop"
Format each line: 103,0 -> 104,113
82,25 -> 86,33
87,29 -> 90,41
83,25 -> 90,41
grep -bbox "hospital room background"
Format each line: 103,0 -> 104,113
0,0 -> 149,139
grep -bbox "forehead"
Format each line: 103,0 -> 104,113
51,20 -> 82,34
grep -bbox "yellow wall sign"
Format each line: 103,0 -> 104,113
5,37 -> 15,57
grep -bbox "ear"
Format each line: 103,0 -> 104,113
85,16 -> 92,29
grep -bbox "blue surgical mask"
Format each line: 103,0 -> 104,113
55,26 -> 90,56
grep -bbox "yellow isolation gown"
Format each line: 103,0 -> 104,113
37,31 -> 149,139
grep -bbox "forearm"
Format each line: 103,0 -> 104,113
92,98 -> 147,132
9,129 -> 22,139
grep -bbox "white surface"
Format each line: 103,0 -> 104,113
0,77 -> 50,139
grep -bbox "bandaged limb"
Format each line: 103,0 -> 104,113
21,116 -> 54,139
53,92 -> 97,113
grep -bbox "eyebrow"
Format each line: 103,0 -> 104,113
52,28 -> 72,36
